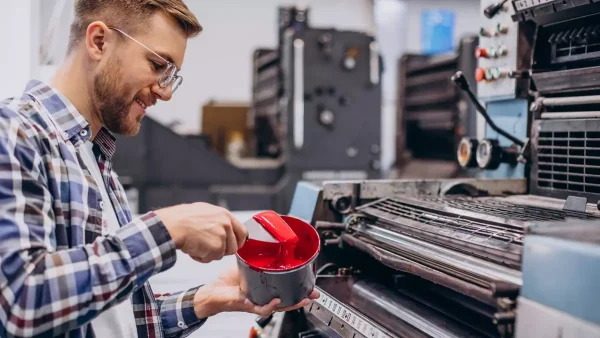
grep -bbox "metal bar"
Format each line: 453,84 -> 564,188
541,111 -> 600,119
541,95 -> 600,107
340,235 -> 499,306
350,225 -> 523,285
293,38 -> 304,150
370,41 -> 380,85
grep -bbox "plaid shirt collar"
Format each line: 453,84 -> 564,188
24,79 -> 117,158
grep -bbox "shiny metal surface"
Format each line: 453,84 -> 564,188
244,217 -> 278,243
237,253 -> 318,308
293,38 -> 305,150
352,223 -> 522,286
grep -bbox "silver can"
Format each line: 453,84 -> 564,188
236,215 -> 320,308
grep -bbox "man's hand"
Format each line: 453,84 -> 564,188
193,265 -> 320,318
155,203 -> 248,263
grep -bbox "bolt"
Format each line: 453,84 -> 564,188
346,147 -> 358,158
319,110 -> 334,125
344,57 -> 356,70
370,144 -> 380,154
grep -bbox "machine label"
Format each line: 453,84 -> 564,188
316,293 -> 392,338
514,0 -> 554,10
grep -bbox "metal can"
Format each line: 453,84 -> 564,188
236,215 -> 320,308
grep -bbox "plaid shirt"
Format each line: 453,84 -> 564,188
0,80 -> 206,338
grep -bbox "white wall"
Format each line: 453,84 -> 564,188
0,1 -> 39,100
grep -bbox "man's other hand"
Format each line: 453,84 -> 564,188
193,265 -> 320,318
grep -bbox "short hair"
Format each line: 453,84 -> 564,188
67,0 -> 202,52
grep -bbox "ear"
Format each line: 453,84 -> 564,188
85,21 -> 111,62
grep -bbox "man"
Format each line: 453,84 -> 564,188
0,1 -> 318,337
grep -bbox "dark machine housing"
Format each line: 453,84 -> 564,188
395,35 -> 479,178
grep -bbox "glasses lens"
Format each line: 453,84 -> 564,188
172,76 -> 183,93
160,64 -> 177,88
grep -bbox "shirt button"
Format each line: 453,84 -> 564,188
99,201 -> 105,210
177,321 -> 185,328
80,130 -> 88,137
62,132 -> 69,138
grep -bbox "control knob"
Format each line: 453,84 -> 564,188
480,27 -> 493,38
476,139 -> 519,170
457,137 -> 479,168
475,47 -> 490,58
496,23 -> 509,35
475,67 -> 509,82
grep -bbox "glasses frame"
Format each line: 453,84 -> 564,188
109,27 -> 183,93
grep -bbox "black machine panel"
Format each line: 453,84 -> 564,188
511,0 -> 600,24
281,27 -> 382,175
530,10 -> 600,94
519,1 -> 600,202
397,36 -> 479,163
252,48 -> 282,158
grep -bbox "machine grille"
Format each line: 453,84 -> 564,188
358,195 -> 598,268
536,130 -> 600,195
418,196 -> 600,221
367,197 -> 524,245
550,23 -> 600,64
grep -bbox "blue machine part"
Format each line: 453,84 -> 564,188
421,9 -> 455,55
521,235 -> 600,326
288,181 -> 322,222
481,99 -> 528,179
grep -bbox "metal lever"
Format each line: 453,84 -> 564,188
484,0 -> 508,19
294,39 -> 305,150
370,41 -> 380,85
451,71 -> 525,148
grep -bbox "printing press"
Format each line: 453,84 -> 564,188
252,1 -> 600,337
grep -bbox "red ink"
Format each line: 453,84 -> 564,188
237,214 -> 320,272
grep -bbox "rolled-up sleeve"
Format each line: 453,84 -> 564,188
157,286 -> 208,338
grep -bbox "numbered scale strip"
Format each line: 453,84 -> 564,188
304,288 -> 396,338
513,0 -> 556,11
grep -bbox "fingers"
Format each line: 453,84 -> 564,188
276,298 -> 311,312
251,298 -> 281,317
308,289 -> 320,299
230,215 -> 248,250
191,256 -> 212,264
224,221 -> 238,255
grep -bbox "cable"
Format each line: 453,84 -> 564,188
451,71 -> 525,147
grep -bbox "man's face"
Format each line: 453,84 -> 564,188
92,12 -> 187,136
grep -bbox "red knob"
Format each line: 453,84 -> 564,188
476,67 -> 486,83
476,47 -> 488,58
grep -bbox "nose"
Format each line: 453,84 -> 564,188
151,82 -> 173,101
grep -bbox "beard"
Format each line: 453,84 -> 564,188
92,56 -> 143,136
